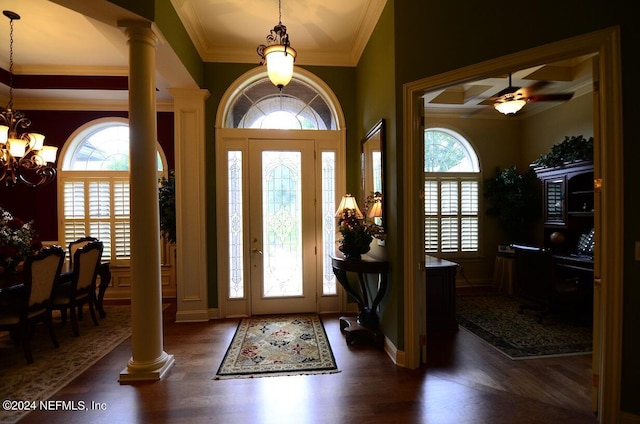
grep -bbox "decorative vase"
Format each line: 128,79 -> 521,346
338,241 -> 371,260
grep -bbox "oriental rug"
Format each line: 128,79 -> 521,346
215,314 -> 339,380
456,295 -> 592,360
0,305 -> 132,424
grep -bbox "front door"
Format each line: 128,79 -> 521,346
248,139 -> 317,314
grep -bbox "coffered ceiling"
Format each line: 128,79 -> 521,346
423,55 -> 595,119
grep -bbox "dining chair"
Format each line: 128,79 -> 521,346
0,245 -> 65,364
57,236 -> 99,322
51,241 -> 103,337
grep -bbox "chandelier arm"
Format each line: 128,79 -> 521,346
16,164 -> 56,188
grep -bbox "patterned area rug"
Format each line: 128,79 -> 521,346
0,305 -> 132,424
215,314 -> 339,379
456,295 -> 592,360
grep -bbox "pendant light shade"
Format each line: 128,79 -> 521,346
264,44 -> 297,89
257,1 -> 296,90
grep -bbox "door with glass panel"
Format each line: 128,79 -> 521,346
248,139 -> 316,314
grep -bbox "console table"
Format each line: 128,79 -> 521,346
330,253 -> 389,346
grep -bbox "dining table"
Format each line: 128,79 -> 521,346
0,261 -> 112,317
0,270 -> 25,312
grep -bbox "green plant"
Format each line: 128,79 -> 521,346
484,166 -> 541,242
158,171 -> 176,244
532,135 -> 594,168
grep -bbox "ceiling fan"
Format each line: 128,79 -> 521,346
481,73 -> 575,115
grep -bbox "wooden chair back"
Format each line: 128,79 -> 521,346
72,241 -> 103,293
23,246 -> 66,312
68,237 -> 99,269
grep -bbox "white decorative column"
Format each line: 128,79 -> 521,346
118,20 -> 174,382
168,88 -> 210,322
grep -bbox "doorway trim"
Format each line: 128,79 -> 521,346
402,27 -> 622,422
215,67 -> 348,318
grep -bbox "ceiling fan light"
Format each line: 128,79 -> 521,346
494,99 -> 527,115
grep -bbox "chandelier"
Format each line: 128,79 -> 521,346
0,10 -> 57,187
257,0 -> 297,90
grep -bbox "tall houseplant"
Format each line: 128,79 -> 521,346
484,166 -> 541,243
158,171 -> 176,244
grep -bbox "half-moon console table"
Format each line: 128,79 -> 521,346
330,253 -> 389,346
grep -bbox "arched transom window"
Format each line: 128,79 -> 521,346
224,78 -> 337,130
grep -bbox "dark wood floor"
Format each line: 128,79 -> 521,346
23,299 -> 598,424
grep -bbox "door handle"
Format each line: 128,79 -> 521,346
252,248 -> 263,255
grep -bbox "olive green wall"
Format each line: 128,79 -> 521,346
154,0 -> 204,87
392,0 -> 638,414
355,1 -> 399,345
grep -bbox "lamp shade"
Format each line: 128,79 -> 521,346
264,44 -> 297,88
8,138 -> 28,157
494,98 -> 526,115
335,194 -> 363,218
0,125 -> 8,144
39,145 -> 58,163
28,133 -> 45,150
367,200 -> 383,219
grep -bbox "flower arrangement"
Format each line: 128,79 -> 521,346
0,207 -> 41,273
336,193 -> 385,259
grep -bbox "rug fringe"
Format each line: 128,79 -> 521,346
214,369 -> 341,380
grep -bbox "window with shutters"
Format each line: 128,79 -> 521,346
424,128 -> 481,256
58,118 -> 166,266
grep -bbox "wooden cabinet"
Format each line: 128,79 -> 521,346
533,161 -> 594,254
425,255 -> 458,333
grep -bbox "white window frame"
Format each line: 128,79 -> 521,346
57,118 -> 168,266
424,128 -> 481,258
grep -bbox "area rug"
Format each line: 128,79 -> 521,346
215,314 -> 339,380
456,295 -> 592,360
0,305 -> 132,424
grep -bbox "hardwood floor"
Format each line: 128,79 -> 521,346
22,300 -> 597,424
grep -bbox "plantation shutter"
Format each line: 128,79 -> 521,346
60,175 -> 131,266
424,180 -> 439,252
63,180 -> 87,251
113,180 -> 131,261
461,180 -> 479,252
424,176 -> 480,255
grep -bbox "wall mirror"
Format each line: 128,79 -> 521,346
361,119 -> 385,224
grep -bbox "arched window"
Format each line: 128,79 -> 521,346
58,118 -> 167,265
424,128 -> 481,255
224,78 -> 337,130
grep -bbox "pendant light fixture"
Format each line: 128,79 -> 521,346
257,0 -> 297,91
0,10 -> 58,187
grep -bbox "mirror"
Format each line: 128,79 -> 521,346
361,119 -> 385,223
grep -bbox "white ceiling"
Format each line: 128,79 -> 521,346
0,0 -> 591,118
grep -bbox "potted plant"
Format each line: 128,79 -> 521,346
531,135 -> 594,168
158,171 -> 176,244
484,166 -> 541,242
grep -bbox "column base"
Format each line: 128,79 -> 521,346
119,352 -> 175,383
